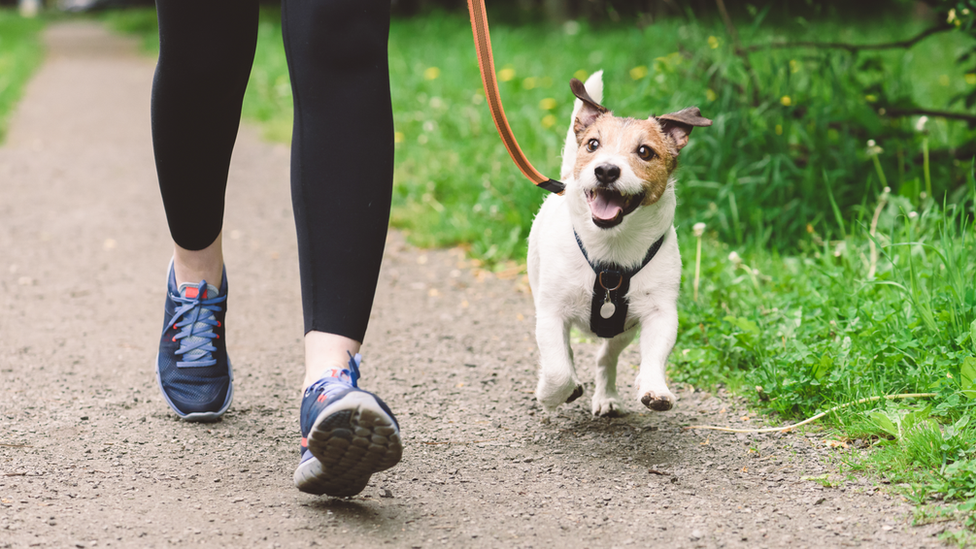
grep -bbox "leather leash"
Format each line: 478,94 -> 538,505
467,0 -> 565,194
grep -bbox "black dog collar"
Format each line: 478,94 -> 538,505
574,230 -> 667,338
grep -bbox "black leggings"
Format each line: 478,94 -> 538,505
151,0 -> 394,342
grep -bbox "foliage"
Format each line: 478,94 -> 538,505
0,9 -> 45,144
384,10 -> 976,257
671,161 -> 976,532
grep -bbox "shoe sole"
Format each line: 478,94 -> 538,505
294,391 -> 402,497
154,352 -> 234,422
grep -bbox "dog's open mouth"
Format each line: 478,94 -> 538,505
586,188 -> 644,228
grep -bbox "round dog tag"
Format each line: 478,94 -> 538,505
600,301 -> 616,319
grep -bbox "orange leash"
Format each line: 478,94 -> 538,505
467,0 -> 565,194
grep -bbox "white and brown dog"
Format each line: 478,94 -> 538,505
528,71 -> 711,416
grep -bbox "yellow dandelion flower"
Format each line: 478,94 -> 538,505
629,65 -> 648,80
775,124 -> 783,135
705,88 -> 717,102
574,69 -> 588,81
789,59 -> 800,73
708,36 -> 720,49
523,77 -> 537,90
394,132 -> 405,143
780,95 -> 792,107
424,67 -> 440,80
541,114 -> 557,129
966,73 -> 976,85
865,94 -> 877,103
539,98 -> 557,110
498,67 -> 516,82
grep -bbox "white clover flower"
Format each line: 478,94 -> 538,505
908,211 -> 918,219
915,116 -> 929,132
728,251 -> 742,264
883,186 -> 891,194
693,222 -> 706,237
867,139 -> 876,147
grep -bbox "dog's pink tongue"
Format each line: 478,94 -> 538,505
589,191 -> 624,221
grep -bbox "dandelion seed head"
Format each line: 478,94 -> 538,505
728,251 -> 742,264
866,139 -> 883,156
693,222 -> 706,237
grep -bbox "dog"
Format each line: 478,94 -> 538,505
528,71 -> 711,416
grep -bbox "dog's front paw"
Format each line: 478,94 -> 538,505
640,389 -> 676,411
536,377 -> 583,412
592,394 -> 625,417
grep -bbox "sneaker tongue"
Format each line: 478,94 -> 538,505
178,282 -> 220,300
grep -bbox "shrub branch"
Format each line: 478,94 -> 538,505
742,23 -> 954,53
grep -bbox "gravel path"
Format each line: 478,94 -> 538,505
0,21 -> 954,548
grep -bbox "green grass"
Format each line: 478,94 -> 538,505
99,6 -> 976,537
0,9 -> 45,144
672,163 -> 976,539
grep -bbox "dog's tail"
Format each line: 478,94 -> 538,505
560,70 -> 604,181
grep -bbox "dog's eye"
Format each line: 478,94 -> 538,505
585,139 -> 600,152
637,145 -> 655,161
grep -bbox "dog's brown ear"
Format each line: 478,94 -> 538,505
655,107 -> 712,156
570,78 -> 609,137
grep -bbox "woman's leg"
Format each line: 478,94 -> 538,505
281,0 -> 394,382
152,0 -> 260,283
151,0 -> 259,420
282,0 -> 401,497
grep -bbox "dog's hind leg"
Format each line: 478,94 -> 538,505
635,307 -> 678,411
592,331 -> 635,416
534,313 -> 582,412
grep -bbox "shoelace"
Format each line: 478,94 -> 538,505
345,352 -> 361,388
307,352 -> 362,397
167,280 -> 226,368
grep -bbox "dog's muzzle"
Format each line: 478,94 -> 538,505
586,169 -> 644,228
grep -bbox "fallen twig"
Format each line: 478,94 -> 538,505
683,393 -> 937,434
421,439 -> 500,445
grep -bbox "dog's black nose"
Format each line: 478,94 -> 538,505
594,164 -> 620,185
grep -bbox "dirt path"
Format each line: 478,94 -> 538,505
0,21 -> 953,549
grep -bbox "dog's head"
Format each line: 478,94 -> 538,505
569,78 -> 711,229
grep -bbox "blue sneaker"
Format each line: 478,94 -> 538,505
154,261 -> 233,422
294,353 -> 402,497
